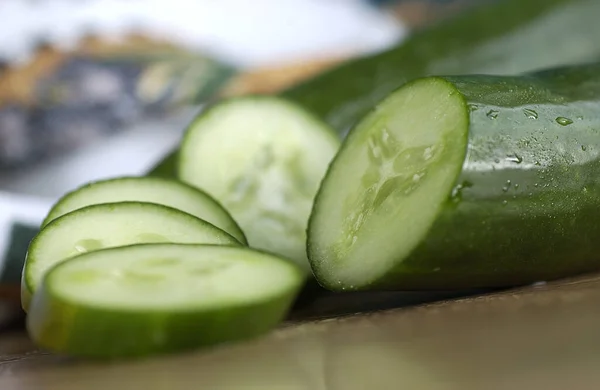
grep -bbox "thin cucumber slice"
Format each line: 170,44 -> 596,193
27,243 -> 304,358
42,176 -> 247,245
22,202 -> 240,309
178,96 -> 340,272
308,78 -> 469,291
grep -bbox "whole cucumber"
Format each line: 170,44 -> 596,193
149,0 -> 600,177
308,62 -> 600,291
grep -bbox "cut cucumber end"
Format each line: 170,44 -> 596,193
178,96 -> 340,272
27,244 -> 304,358
41,176 -> 247,245
308,77 -> 469,291
23,202 -> 240,308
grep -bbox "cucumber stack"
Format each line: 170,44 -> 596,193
23,96 -> 337,359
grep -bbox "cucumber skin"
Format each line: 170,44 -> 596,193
332,63 -> 600,291
148,151 -> 178,178
28,280 -> 299,358
283,0 -> 600,134
148,0 -> 600,178
27,244 -> 304,359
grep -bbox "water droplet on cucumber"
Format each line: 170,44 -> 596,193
486,110 -> 499,119
523,108 -> 538,119
74,239 -> 103,254
423,146 -> 435,161
581,145 -> 587,151
412,173 -> 424,182
506,154 -> 523,164
468,104 -> 479,112
556,117 -> 573,126
450,180 -> 473,203
502,180 -> 512,192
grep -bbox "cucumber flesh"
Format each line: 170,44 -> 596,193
27,244 -> 304,358
178,96 -> 340,271
23,202 -> 240,307
308,78 -> 468,290
42,176 -> 247,245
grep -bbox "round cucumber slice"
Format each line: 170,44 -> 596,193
308,78 -> 469,291
42,176 -> 247,245
27,243 -> 304,358
178,96 -> 340,272
22,202 -> 240,310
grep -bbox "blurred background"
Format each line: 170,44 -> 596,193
0,0 -> 482,324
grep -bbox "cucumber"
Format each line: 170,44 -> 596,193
22,202 -> 240,309
149,150 -> 178,178
178,96 -> 340,272
42,176 -> 247,245
148,0 -> 600,179
27,243 -> 303,358
283,0 -> 600,134
308,62 -> 600,292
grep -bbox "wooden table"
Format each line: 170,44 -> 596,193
2,273 -> 600,389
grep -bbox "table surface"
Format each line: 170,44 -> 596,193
2,272 -> 600,390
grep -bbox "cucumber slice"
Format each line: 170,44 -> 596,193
308,78 -> 468,291
309,64 -> 600,291
42,176 -> 247,245
178,96 -> 340,271
22,202 -> 240,309
27,243 -> 304,358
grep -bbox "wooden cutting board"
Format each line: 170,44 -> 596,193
2,273 -> 600,389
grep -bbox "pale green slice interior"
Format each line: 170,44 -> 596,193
308,78 -> 469,290
43,244 -> 302,310
178,97 -> 340,272
42,177 -> 247,244
24,202 -> 240,301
